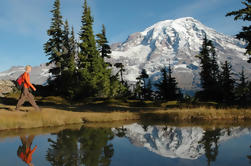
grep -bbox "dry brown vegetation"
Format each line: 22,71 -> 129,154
1,101 -> 251,131
1,95 -> 251,130
0,104 -> 83,130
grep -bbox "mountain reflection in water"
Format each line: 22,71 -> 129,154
0,123 -> 250,166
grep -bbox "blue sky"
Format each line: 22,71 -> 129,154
0,0 -> 249,71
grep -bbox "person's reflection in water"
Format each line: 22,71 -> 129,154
17,135 -> 37,166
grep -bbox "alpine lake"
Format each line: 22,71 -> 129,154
0,120 -> 251,166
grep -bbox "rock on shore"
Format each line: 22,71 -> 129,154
0,80 -> 15,97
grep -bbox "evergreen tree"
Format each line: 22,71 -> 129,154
134,78 -> 143,99
210,44 -> 220,81
220,61 -> 235,103
248,82 -> 251,102
68,26 -> 77,73
135,69 -> 149,99
96,24 -> 112,59
235,67 -> 249,105
155,67 -> 169,100
114,63 -> 125,83
60,22 -> 78,99
77,0 -> 111,98
61,20 -> 71,71
196,36 -> 220,101
140,69 -> 149,89
44,0 -> 64,76
109,75 -> 125,97
145,79 -> 153,100
155,65 -> 179,101
210,43 -> 222,101
77,0 -> 97,98
96,25 -> 129,98
226,0 -> 251,63
78,0 -> 98,65
166,64 -> 179,100
121,81 -> 133,98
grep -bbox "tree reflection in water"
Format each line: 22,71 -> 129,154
247,145 -> 251,164
114,126 -> 127,138
47,127 -> 114,166
47,129 -> 79,166
199,128 -> 221,166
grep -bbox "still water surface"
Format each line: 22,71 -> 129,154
0,123 -> 250,166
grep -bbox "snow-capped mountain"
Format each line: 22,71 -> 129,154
112,123 -> 251,160
110,17 -> 251,91
0,63 -> 52,85
1,17 -> 250,91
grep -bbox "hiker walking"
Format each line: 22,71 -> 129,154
15,65 -> 40,111
17,135 -> 37,166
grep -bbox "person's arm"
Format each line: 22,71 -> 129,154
30,145 -> 37,154
24,73 -> 36,91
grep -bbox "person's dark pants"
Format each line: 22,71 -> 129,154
20,135 -> 35,148
16,87 -> 40,111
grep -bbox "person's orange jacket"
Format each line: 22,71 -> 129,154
23,72 -> 35,91
18,146 -> 37,164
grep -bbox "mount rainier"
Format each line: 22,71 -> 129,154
1,17 -> 251,92
110,17 -> 251,91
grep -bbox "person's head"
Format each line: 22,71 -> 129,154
25,65 -> 32,73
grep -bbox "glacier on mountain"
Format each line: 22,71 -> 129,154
110,17 -> 251,91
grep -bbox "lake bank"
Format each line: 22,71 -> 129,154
1,103 -> 251,131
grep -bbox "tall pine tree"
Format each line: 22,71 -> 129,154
155,67 -> 169,100
135,69 -> 149,99
226,0 -> 251,63
145,79 -> 153,100
114,63 -> 125,83
79,0 -> 98,63
68,26 -> 77,73
235,67 -> 249,105
59,21 -> 78,99
140,69 -> 149,90
220,61 -> 235,103
44,0 -> 64,76
77,0 -> 111,98
166,64 -> 179,100
61,20 -> 70,72
155,64 -> 179,101
196,36 -> 220,101
96,24 -> 112,59
135,77 -> 143,99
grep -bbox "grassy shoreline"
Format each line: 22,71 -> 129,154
1,102 -> 251,131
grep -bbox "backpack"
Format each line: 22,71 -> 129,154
17,145 -> 26,156
16,73 -> 25,90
